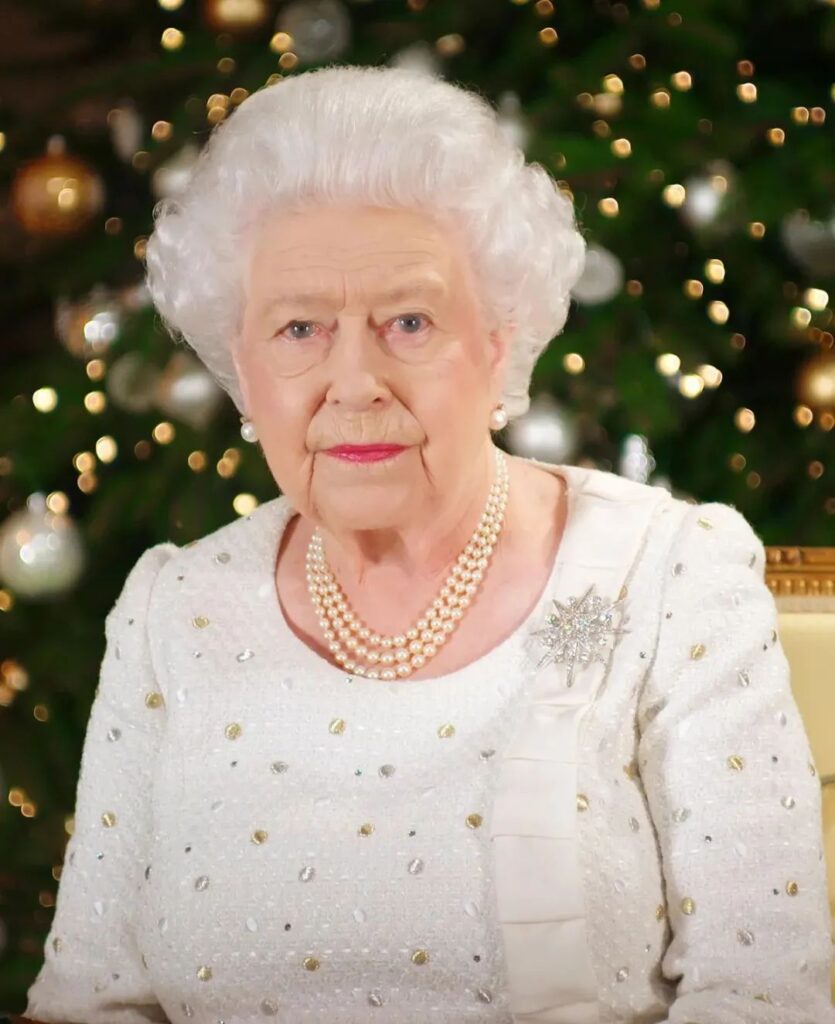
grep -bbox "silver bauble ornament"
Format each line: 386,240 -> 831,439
618,433 -> 656,484
781,208 -> 835,277
151,142 -> 200,201
0,494 -> 85,600
155,351 -> 226,429
389,41 -> 441,78
571,244 -> 623,305
680,161 -> 736,232
496,91 -> 530,152
278,0 -> 351,63
106,352 -> 162,413
109,101 -> 144,163
505,392 -> 579,464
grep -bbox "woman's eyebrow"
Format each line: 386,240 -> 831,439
259,277 -> 447,314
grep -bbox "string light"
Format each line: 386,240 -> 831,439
32,387 -> 58,412
161,27 -> 185,50
233,493 -> 259,516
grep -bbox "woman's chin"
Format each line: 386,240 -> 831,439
317,492 -> 417,532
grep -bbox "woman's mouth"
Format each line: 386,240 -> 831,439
324,444 -> 407,463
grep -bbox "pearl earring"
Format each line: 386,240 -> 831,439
488,402 -> 508,431
240,417 -> 258,443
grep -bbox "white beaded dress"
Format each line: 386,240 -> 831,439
24,459 -> 835,1024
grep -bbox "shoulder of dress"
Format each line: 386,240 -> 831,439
154,493 -> 294,583
562,463 -> 676,509
654,497 -> 768,593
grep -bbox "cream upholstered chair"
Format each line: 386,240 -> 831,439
766,545 -> 835,1002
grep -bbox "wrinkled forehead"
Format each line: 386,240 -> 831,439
243,204 -> 471,301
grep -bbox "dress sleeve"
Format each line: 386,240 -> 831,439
24,542 -> 177,1024
637,500 -> 835,1024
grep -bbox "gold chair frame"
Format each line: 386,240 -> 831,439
766,544 -> 835,1001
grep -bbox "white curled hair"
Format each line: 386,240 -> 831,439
144,63 -> 587,421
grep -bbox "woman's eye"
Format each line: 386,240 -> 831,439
391,313 -> 429,335
278,320 -> 317,341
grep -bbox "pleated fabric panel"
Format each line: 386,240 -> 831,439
490,460 -> 669,1022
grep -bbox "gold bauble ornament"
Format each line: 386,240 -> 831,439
201,0 -> 270,33
10,135 -> 105,238
796,349 -> 835,413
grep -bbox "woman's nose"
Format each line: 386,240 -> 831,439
323,317 -> 392,406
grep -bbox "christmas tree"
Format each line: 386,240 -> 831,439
1,0 -> 834,1009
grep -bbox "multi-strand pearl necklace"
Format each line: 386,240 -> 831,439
305,447 -> 510,680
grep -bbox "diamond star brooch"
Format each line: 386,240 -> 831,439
528,582 -> 630,687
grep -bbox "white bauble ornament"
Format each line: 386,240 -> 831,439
155,351 -> 225,429
496,91 -> 530,152
0,494 -> 85,600
680,161 -> 736,232
151,142 -> 200,201
781,208 -> 835,276
277,0 -> 351,63
618,433 -> 657,484
571,244 -> 623,305
109,101 -> 144,163
505,392 -> 579,464
389,41 -> 441,78
106,352 -> 162,414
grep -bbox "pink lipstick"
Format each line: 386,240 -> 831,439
324,444 -> 407,463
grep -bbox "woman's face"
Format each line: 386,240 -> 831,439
232,202 -> 512,533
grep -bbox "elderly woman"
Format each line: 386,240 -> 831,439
20,64 -> 833,1024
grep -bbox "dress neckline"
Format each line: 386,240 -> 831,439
256,458 -> 585,691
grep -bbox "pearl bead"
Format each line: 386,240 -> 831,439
305,448 -> 508,679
